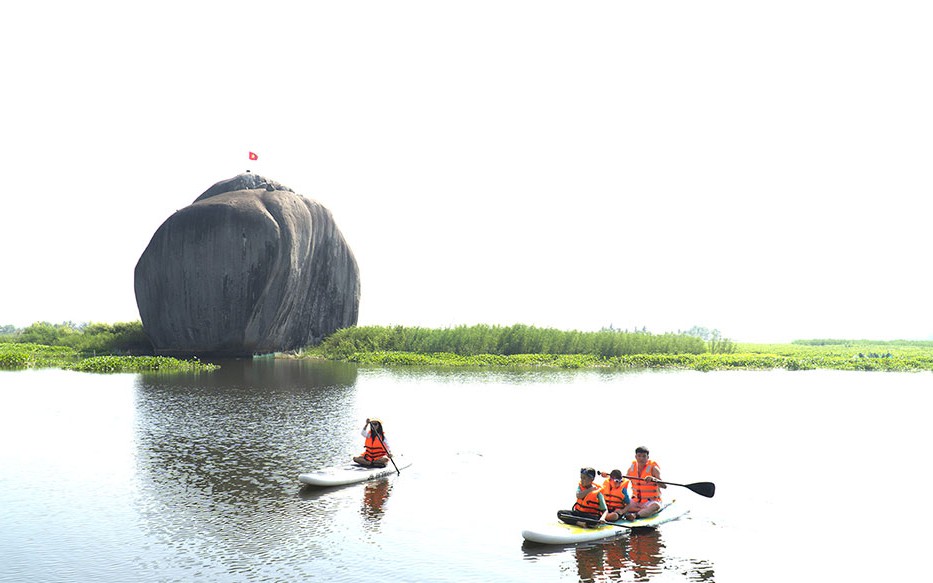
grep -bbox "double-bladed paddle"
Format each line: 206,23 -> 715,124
625,475 -> 715,498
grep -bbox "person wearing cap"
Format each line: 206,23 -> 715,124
569,467 -> 607,520
621,446 -> 665,520
352,418 -> 393,468
599,469 -> 631,522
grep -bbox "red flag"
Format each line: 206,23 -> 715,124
249,151 -> 258,160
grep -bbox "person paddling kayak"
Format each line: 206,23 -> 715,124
621,446 -> 665,520
352,418 -> 394,468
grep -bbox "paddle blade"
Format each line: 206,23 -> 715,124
557,510 -> 601,528
687,482 -> 716,498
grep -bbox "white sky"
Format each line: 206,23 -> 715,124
2,1 -> 931,343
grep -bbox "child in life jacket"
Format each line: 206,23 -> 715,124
352,418 -> 393,467
599,469 -> 631,521
570,467 -> 607,519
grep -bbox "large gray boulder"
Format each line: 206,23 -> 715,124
134,174 -> 360,357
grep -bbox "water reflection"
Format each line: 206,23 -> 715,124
134,359 -> 358,489
131,358 -> 360,573
523,529 -> 715,582
579,531 -> 715,582
359,478 -> 392,522
298,476 -> 395,524
11,365 -> 922,581
572,542 -> 624,582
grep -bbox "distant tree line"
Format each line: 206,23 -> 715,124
679,325 -> 736,354
792,338 -> 933,348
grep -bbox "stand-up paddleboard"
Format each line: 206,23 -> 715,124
521,500 -> 687,545
298,457 -> 411,487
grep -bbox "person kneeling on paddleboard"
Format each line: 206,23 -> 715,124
352,418 -> 393,468
599,469 -> 631,522
558,467 -> 607,527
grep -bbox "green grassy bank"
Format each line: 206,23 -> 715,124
298,325 -> 933,372
0,342 -> 217,373
5,321 -> 931,373
1,321 -> 216,373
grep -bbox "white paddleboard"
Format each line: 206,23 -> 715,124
298,456 -> 411,487
521,500 -> 687,545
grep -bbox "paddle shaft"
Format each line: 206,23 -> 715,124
368,421 -> 400,476
624,475 -> 715,498
557,512 -> 633,529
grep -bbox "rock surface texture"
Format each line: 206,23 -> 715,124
134,174 -> 360,356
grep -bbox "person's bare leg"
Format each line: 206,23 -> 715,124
634,501 -> 661,518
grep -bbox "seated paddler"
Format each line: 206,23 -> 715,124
559,467 -> 607,525
352,417 -> 393,468
599,469 -> 631,522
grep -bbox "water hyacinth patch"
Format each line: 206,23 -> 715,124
0,343 -> 217,373
66,355 -> 219,373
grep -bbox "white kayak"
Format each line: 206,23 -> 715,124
298,457 -> 411,487
521,500 -> 687,545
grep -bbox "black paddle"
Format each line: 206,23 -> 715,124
368,421 -> 400,476
625,475 -> 715,498
556,510 -> 636,529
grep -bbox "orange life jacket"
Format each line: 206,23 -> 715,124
572,482 -> 604,516
362,432 -> 388,461
600,478 -> 631,511
628,460 -> 661,504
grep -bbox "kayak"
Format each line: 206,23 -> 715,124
298,457 -> 411,487
521,500 -> 687,545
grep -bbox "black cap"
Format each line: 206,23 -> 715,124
580,467 -> 597,478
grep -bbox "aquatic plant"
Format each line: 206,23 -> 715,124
66,355 -> 219,373
0,342 -> 217,373
0,342 -> 78,369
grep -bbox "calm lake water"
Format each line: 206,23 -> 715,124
1,361 -> 931,582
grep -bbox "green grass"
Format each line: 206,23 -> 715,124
7,322 -> 931,373
0,342 -> 78,368
0,342 -> 217,373
66,355 -> 218,373
0,321 -> 153,355
300,327 -> 933,372
1,322 -> 215,373
306,324 -> 713,359
337,349 -> 933,371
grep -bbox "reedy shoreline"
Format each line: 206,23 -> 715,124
299,347 -> 933,372
296,325 -> 933,372
4,322 -> 932,373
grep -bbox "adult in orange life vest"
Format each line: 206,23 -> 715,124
598,469 -> 631,522
622,446 -> 665,520
352,418 -> 393,468
570,467 -> 607,520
